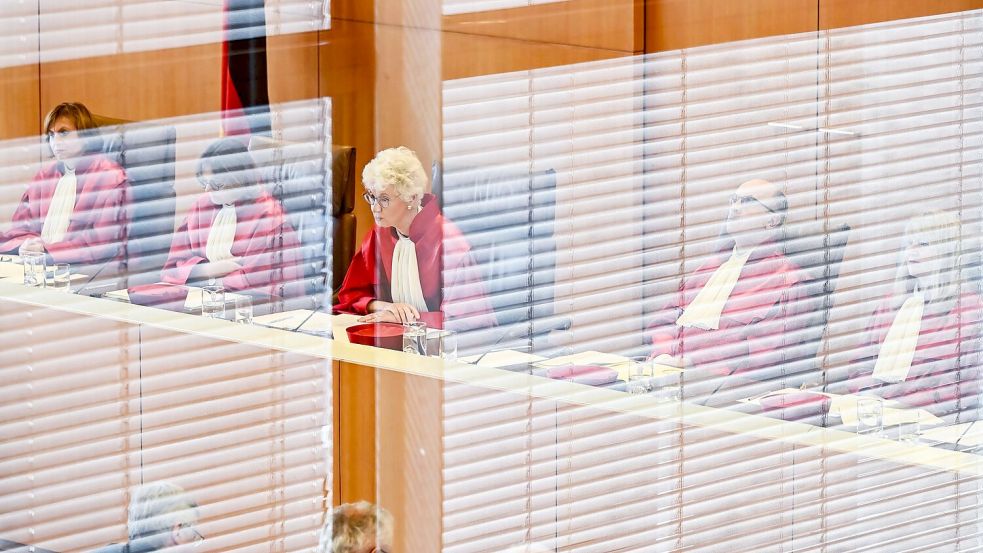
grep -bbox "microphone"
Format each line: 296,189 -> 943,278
291,273 -> 330,334
72,258 -> 117,296
473,316 -> 570,364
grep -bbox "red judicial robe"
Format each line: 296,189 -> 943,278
334,194 -> 496,330
0,155 -> 128,264
162,191 -> 304,302
648,241 -> 808,381
849,292 -> 983,420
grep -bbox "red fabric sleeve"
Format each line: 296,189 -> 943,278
334,232 -> 379,315
45,166 -> 129,264
162,209 -> 206,286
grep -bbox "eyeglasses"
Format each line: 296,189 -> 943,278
198,176 -> 226,191
730,193 -> 777,214
363,192 -> 391,209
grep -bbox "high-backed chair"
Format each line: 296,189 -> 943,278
92,114 -> 177,289
436,162 -> 570,356
781,222 -> 851,390
248,137 -> 356,308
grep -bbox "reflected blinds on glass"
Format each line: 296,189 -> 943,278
440,9 -> 982,552
442,0 -> 565,16
0,0 -> 327,67
0,98 -> 333,552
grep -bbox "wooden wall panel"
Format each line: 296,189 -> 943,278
442,32 -> 629,81
444,0 -> 643,53
320,19 -> 377,247
267,31 -> 320,104
377,369 -> 443,553
332,0 -> 375,23
820,0 -> 983,29
0,64 -> 41,140
645,0 -> 819,53
39,43 -> 222,125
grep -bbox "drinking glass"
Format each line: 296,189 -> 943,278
897,412 -> 921,444
435,330 -> 458,361
856,397 -> 884,436
201,285 -> 226,319
234,296 -> 253,324
402,321 -> 427,355
51,263 -> 71,293
626,357 -> 653,396
22,251 -> 45,288
653,371 -> 683,403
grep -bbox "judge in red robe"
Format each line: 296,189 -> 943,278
847,212 -> 982,422
162,139 -> 303,306
334,147 -> 495,331
0,102 -> 128,265
648,179 -> 809,404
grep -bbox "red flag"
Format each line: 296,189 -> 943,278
221,0 -> 271,136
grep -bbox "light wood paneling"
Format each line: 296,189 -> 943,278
267,31 -> 320,104
444,0 -> 643,53
338,361 -> 378,503
377,369 -> 443,553
39,43 -> 222,124
820,0 -> 983,29
442,31 -> 631,81
645,0 -> 819,53
0,64 -> 41,140
332,0 -> 375,22
320,19 -> 377,246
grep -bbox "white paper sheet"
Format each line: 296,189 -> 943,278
533,350 -> 631,368
459,349 -> 548,368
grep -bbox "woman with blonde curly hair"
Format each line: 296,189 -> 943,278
334,146 -> 494,330
849,210 -> 983,422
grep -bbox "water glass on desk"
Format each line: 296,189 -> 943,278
653,371 -> 683,403
434,330 -> 457,361
627,358 -> 653,396
857,397 -> 884,436
234,296 -> 253,324
403,321 -> 427,355
202,285 -> 226,319
896,412 -> 922,444
51,263 -> 71,293
22,252 -> 45,287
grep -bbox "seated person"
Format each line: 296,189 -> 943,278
318,501 -> 393,553
647,178 -> 808,404
92,482 -> 202,552
334,146 -> 495,330
848,211 -> 982,422
0,102 -> 128,265
161,138 -> 303,305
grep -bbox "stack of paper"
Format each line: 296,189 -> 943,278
920,421 -> 983,447
253,310 -> 361,339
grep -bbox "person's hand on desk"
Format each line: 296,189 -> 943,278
361,301 -> 420,324
18,238 -> 45,257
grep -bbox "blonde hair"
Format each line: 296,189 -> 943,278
895,210 -> 963,305
319,501 -> 394,553
362,146 -> 427,203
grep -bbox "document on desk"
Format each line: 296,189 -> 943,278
253,310 -> 361,339
533,350 -> 632,368
0,259 -> 23,281
920,421 -> 983,447
103,285 -> 247,312
459,349 -> 548,368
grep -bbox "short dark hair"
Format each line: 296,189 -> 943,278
196,137 -> 259,190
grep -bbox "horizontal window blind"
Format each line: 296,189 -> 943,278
440,9 -> 982,552
0,0 -> 327,69
443,0 -> 565,16
0,98 -> 333,552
